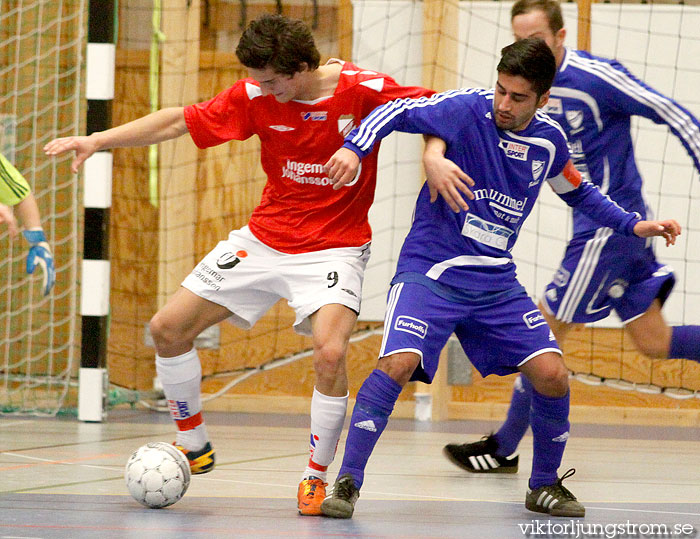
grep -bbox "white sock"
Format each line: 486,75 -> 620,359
155,348 -> 209,450
302,387 -> 348,482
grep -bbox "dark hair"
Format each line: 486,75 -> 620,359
511,0 -> 564,34
497,38 -> 556,97
235,13 -> 321,75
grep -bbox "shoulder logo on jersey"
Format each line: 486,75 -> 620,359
338,114 -> 356,137
542,97 -> 562,115
565,109 -> 584,131
359,78 -> 385,92
530,160 -> 545,186
523,309 -> 547,329
498,139 -> 529,161
301,111 -> 327,121
245,82 -> 262,100
394,315 -> 428,339
269,125 -> 295,132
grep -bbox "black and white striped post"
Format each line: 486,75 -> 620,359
78,0 -> 116,422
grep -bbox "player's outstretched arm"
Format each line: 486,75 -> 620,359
44,107 -> 188,173
633,219 -> 681,247
0,203 -> 18,238
324,147 -> 361,190
423,136 -> 475,212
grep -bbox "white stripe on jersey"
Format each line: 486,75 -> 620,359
556,227 -> 613,323
567,51 -> 700,164
426,254 -> 511,280
380,282 -> 403,357
534,109 -> 568,141
350,88 -> 489,152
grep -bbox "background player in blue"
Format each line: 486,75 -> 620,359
318,38 -> 680,519
442,0 -> 700,477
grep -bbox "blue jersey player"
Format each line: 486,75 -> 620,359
443,0 -> 700,480
318,38 -> 680,519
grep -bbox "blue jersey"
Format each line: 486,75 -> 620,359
344,89 -> 641,291
545,48 -> 700,234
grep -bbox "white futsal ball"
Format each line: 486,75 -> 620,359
125,442 -> 191,508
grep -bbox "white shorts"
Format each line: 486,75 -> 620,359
181,226 -> 370,336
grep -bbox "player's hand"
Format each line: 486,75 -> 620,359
423,146 -> 475,213
324,147 -> 361,190
0,203 -> 18,238
44,135 -> 99,174
23,229 -> 55,296
633,219 -> 681,246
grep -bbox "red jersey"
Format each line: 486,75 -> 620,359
184,60 -> 432,253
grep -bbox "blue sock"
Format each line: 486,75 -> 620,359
529,389 -> 570,490
337,369 -> 402,489
669,326 -> 700,361
493,374 -> 533,457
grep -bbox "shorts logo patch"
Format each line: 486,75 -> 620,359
216,250 -> 248,269
342,288 -> 358,298
394,315 -> 428,339
523,309 -> 547,329
607,279 -> 628,299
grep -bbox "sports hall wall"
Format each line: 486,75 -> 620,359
108,0 -> 700,425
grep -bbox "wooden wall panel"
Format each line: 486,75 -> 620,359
452,326 -> 700,417
109,50 -> 159,390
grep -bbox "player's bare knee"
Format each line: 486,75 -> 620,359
377,354 -> 417,387
312,341 -> 346,378
149,312 -> 190,352
529,363 -> 569,397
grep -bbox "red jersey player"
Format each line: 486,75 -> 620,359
44,13 -> 432,515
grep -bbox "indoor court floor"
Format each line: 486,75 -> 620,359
1,409 -> 698,538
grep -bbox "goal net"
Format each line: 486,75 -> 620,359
0,1 -> 85,415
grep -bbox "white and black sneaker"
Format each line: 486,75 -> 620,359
321,473 -> 360,519
526,468 -> 585,517
443,435 -> 518,473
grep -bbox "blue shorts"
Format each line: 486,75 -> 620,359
380,280 -> 561,383
541,228 -> 675,324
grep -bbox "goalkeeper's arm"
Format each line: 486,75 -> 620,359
0,153 -> 55,295
0,203 -> 18,237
